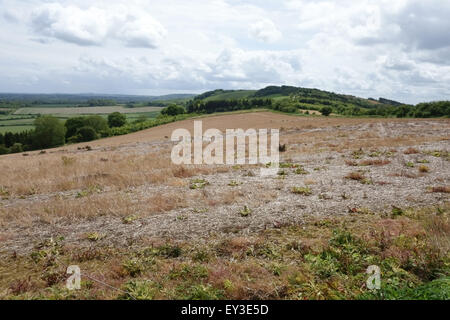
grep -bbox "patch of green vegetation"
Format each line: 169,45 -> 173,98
294,167 -> 309,175
279,162 -> 299,169
359,277 -> 450,300
143,244 -> 182,258
292,187 -> 313,196
75,185 -> 102,198
240,205 -> 252,217
85,232 -> 105,242
189,179 -> 209,189
352,149 -> 365,159
174,283 -> 224,300
122,215 -> 139,224
120,280 -> 160,300
406,161 -> 415,168
228,180 -> 241,187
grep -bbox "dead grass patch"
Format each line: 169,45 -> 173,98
359,159 -> 391,166
430,186 -> 450,193
404,147 -> 420,154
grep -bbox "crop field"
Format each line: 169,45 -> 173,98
0,112 -> 448,300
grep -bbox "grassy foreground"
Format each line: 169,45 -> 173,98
1,205 -> 448,300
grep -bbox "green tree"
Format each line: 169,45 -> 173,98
84,115 -> 109,133
108,112 -> 127,128
10,143 -> 23,153
0,145 -> 9,155
75,126 -> 98,142
65,117 -> 86,139
65,115 -> 108,140
321,106 -> 333,116
161,104 -> 186,116
33,116 -> 66,149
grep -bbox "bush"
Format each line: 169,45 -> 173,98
65,116 -> 109,140
108,112 -> 127,128
161,104 -> 186,116
75,126 -> 98,142
83,115 -> 109,132
33,116 -> 66,149
321,106 -> 333,116
10,143 -> 23,153
0,145 -> 9,155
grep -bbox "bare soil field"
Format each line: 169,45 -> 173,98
0,112 -> 449,299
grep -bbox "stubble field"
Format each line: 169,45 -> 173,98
0,112 -> 449,300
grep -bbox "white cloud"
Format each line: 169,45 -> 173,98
249,19 -> 281,43
30,3 -> 166,48
0,0 -> 449,103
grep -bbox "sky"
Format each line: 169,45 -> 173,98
0,0 -> 449,104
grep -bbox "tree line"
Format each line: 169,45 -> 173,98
186,98 -> 272,114
0,105 -> 192,155
0,112 -> 127,155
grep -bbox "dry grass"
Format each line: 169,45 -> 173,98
345,172 -> 365,181
359,159 -> 391,166
0,112 -> 449,277
431,186 -> 450,193
404,147 -> 420,154
0,150 -> 229,198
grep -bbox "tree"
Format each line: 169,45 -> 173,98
84,115 -> 109,133
33,116 -> 66,149
65,115 -> 108,140
4,132 -> 13,148
321,106 -> 333,116
108,112 -> 127,128
161,104 -> 186,116
10,143 -> 23,153
65,117 -> 86,139
75,126 -> 98,142
0,145 -> 9,155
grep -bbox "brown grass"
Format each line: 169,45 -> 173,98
404,147 -> 420,154
359,159 -> 391,166
345,172 -> 364,181
431,186 -> 450,193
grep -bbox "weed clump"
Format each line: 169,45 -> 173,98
189,179 -> 209,189
292,187 -> 312,196
240,206 -> 252,217
120,280 -> 159,300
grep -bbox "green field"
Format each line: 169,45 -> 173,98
14,106 -> 162,115
0,106 -> 163,133
0,125 -> 34,133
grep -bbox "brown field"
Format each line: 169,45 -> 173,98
0,112 -> 449,300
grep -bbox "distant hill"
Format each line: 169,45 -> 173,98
190,85 -> 449,118
0,93 -> 196,105
194,89 -> 256,101
194,85 -> 407,109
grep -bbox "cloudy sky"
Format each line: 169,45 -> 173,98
1,0 -> 449,104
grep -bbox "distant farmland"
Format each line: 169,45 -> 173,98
0,106 -> 163,133
13,106 -> 163,115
